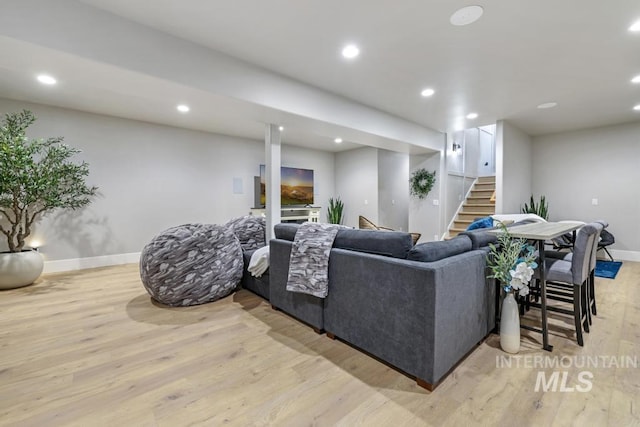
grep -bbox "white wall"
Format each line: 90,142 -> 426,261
281,145 -> 335,224
448,131 -> 465,174
532,121 -> 640,257
0,99 -> 335,265
378,150 -> 409,231
336,146 -> 445,242
335,147 -> 379,228
495,120 -> 533,214
464,128 -> 480,178
478,125 -> 496,177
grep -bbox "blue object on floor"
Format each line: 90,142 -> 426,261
595,260 -> 622,279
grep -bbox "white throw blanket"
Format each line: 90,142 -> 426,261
248,245 -> 270,277
491,213 -> 547,225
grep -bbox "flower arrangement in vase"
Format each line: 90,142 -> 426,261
487,222 -> 538,353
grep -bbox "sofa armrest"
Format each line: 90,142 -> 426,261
268,239 -> 324,330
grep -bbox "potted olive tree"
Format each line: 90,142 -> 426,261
0,110 -> 97,289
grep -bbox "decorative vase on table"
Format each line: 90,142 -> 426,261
500,291 -> 521,354
487,222 -> 537,354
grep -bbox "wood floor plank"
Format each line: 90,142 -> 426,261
0,262 -> 639,426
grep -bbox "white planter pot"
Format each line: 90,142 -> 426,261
500,292 -> 521,354
0,250 -> 44,290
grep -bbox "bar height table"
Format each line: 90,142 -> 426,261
488,221 -> 582,351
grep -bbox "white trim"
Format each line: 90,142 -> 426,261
43,252 -> 140,274
607,249 -> 640,263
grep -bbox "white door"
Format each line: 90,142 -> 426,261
478,128 -> 495,176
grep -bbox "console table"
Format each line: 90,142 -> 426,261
488,221 -> 582,351
250,206 -> 321,223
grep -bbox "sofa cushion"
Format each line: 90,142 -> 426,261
334,228 -> 413,259
407,235 -> 472,262
274,223 -> 300,241
274,223 -> 412,259
459,229 -> 498,249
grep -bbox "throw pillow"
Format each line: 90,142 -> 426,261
466,216 -> 494,231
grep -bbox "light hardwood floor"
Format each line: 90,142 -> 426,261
1,262 -> 639,426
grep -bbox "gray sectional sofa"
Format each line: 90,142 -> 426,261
241,249 -> 270,300
269,223 -> 496,390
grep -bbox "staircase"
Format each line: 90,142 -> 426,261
448,176 -> 496,238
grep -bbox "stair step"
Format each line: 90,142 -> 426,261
477,176 -> 496,183
447,176 -> 496,240
470,189 -> 494,196
457,212 -> 492,220
474,182 -> 495,187
462,204 -> 495,213
454,219 -> 473,224
454,223 -> 472,230
469,198 -> 493,203
466,199 -> 494,205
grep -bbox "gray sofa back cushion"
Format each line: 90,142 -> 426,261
334,228 -> 413,259
273,223 -> 413,259
274,223 -> 300,241
407,235 -> 472,262
459,229 -> 498,249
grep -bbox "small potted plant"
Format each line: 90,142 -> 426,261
0,110 -> 98,289
327,197 -> 344,224
521,194 -> 549,220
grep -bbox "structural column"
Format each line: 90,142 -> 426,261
265,124 -> 281,241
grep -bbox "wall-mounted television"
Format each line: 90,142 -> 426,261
259,165 -> 314,206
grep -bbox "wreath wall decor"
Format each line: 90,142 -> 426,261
410,169 -> 436,199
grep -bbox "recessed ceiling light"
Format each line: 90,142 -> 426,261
36,74 -> 56,85
450,5 -> 484,26
537,102 -> 558,109
466,112 -> 478,119
334,137 -> 343,143
632,75 -> 640,84
341,44 -> 360,59
634,104 -> 640,111
176,104 -> 190,113
278,126 -> 284,131
421,88 -> 435,97
629,20 -> 640,32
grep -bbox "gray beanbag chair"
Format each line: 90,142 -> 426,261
140,223 -> 243,306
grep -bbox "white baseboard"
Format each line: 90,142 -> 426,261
44,252 -> 141,274
39,248 -> 640,275
608,249 -> 640,263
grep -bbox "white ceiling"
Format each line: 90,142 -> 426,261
2,0 -> 640,152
